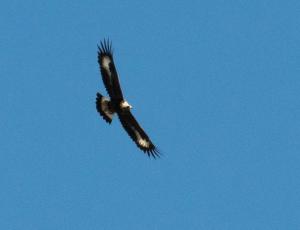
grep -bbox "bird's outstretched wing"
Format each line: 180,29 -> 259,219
118,111 -> 159,158
97,39 -> 124,100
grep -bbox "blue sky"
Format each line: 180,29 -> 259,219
1,0 -> 299,229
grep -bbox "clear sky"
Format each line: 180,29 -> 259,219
0,0 -> 299,229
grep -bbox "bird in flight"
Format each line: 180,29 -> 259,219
95,39 -> 159,158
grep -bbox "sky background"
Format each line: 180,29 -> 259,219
1,0 -> 300,229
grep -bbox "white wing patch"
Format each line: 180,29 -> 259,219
101,97 -> 114,119
102,56 -> 111,73
133,128 -> 150,148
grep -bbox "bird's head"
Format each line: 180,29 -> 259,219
120,100 -> 133,110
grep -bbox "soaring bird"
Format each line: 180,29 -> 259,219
95,39 -> 159,158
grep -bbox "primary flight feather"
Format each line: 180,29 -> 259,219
95,39 -> 159,158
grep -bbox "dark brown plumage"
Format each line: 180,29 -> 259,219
95,39 -> 159,158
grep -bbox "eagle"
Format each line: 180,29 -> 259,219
95,39 -> 159,158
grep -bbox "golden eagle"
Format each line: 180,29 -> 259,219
96,39 -> 159,158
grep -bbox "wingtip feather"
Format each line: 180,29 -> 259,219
98,38 -> 113,55
144,146 -> 160,159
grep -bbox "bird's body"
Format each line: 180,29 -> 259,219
95,39 -> 159,158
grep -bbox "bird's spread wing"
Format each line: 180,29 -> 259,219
97,39 -> 123,100
118,111 -> 159,158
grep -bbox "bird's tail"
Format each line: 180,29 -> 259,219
96,93 -> 115,124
